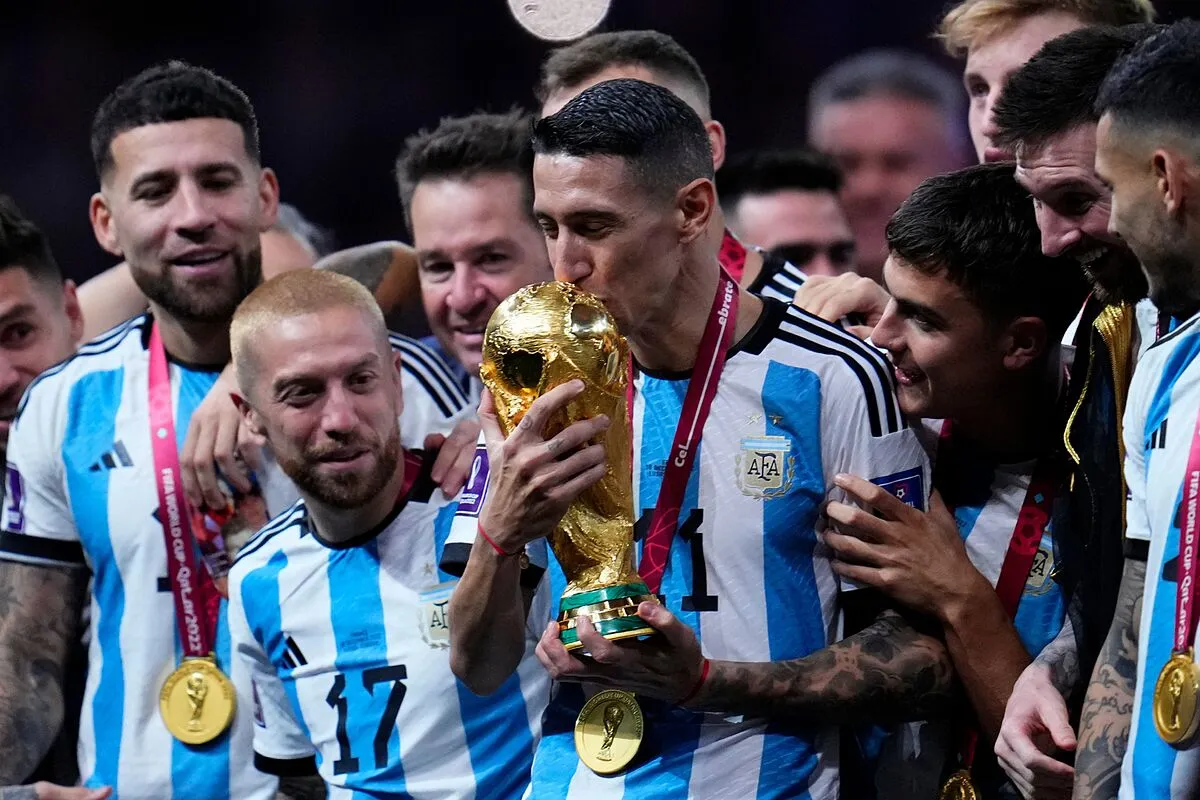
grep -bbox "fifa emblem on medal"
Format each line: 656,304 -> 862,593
160,656 -> 236,745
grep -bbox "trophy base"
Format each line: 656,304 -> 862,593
558,582 -> 659,651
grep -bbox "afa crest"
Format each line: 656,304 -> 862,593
735,436 -> 795,499
1024,545 -> 1056,596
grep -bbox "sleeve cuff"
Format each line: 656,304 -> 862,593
440,541 -> 546,590
1124,536 -> 1150,562
254,752 -> 318,777
0,530 -> 85,567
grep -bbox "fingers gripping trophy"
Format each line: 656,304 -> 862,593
482,281 -> 659,646
481,281 -> 654,773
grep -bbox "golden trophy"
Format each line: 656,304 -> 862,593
481,281 -> 658,651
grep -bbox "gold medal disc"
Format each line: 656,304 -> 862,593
1154,651 -> 1200,746
938,769 -> 979,800
574,690 -> 644,775
160,656 -> 236,745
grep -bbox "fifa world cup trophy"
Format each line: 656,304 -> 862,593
481,281 -> 658,650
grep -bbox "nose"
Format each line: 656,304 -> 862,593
980,92 -> 1002,142
550,233 -> 592,284
446,266 -> 486,315
870,300 -> 904,353
1037,208 -> 1083,258
172,180 -> 218,236
320,385 -> 358,436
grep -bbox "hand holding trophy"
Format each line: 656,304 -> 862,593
481,281 -> 660,650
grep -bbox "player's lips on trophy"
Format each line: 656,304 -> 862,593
167,246 -> 234,278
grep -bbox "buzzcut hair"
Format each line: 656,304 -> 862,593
91,60 -> 260,180
1096,21 -> 1200,140
718,149 -> 843,209
937,0 -> 1156,58
990,23 -> 1159,154
887,162 -> 1088,336
394,109 -> 535,233
535,30 -> 712,117
808,48 -> 966,127
231,269 -> 388,396
0,194 -> 62,288
532,78 -> 714,200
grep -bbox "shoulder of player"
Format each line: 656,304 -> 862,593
16,314 -> 150,419
388,331 -> 470,417
231,500 -> 309,576
739,300 -> 905,436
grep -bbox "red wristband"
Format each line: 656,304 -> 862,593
478,523 -> 518,558
678,657 -> 711,706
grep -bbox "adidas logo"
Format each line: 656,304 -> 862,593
89,441 -> 133,472
281,636 -> 308,670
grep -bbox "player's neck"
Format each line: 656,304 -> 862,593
150,303 -> 231,368
306,458 -> 408,546
950,373 -> 1057,464
629,259 -> 763,374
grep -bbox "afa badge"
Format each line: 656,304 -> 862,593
1024,544 -> 1056,596
735,436 -> 794,499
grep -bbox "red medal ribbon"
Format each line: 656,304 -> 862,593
718,229 -> 748,284
637,269 -> 739,594
937,422 -> 1061,771
1172,412 -> 1200,655
148,323 -> 219,659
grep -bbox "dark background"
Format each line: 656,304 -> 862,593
0,0 -> 1191,285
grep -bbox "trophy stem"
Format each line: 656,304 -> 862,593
558,581 -> 659,651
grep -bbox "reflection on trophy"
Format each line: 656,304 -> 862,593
186,672 -> 208,731
597,702 -> 624,761
481,281 -> 658,650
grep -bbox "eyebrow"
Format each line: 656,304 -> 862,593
270,353 -> 381,396
894,297 -> 947,327
0,302 -> 38,328
128,162 -> 242,196
418,237 -> 514,263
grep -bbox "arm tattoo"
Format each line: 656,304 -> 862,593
1034,613 -> 1081,697
697,609 -> 954,724
276,775 -> 327,800
0,561 -> 88,783
1072,559 -> 1146,800
314,243 -> 395,294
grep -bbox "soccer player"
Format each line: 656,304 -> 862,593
988,24 -> 1160,793
225,269 -> 547,798
0,61 -> 297,798
395,109 -> 554,402
534,29 -> 806,296
936,0 -> 1156,163
1081,20 -> 1200,798
822,163 -> 1087,798
808,50 -> 972,281
718,148 -> 857,286
446,78 -> 952,799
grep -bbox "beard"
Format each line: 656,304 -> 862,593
280,430 -> 402,510
1084,246 -> 1149,306
132,247 -> 263,323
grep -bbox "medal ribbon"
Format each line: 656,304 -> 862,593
937,422 -> 1061,772
148,323 -> 218,659
637,269 -> 739,595
1172,411 -> 1200,656
718,229 -> 748,283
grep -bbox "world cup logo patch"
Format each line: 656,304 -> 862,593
735,436 -> 794,499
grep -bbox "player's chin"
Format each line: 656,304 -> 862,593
894,382 -> 933,420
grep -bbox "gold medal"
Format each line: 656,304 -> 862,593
938,769 -> 978,800
574,689 -> 643,775
1154,650 -> 1200,746
159,656 -> 236,745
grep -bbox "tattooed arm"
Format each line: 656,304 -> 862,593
1071,558 -> 1145,800
690,608 -> 954,723
0,561 -> 89,784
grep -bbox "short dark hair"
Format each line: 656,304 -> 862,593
91,60 -> 260,179
532,78 -> 714,200
535,30 -> 711,116
991,24 -> 1159,154
395,109 -> 535,232
0,194 -> 62,288
718,149 -> 842,209
809,49 -> 964,123
1096,21 -> 1200,138
887,163 -> 1087,336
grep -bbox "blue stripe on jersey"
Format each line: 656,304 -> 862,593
622,377 -> 703,798
327,541 -> 407,793
63,369 -> 126,792
1144,330 -> 1200,460
242,550 -> 314,746
454,673 -> 534,799
531,682 -> 587,800
1131,480 -> 1186,795
170,369 -> 231,800
759,362 -> 824,798
433,504 -> 458,583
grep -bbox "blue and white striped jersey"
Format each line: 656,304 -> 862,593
445,299 -> 930,799
1120,311 -> 1200,799
228,455 -> 550,799
0,314 -> 472,799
